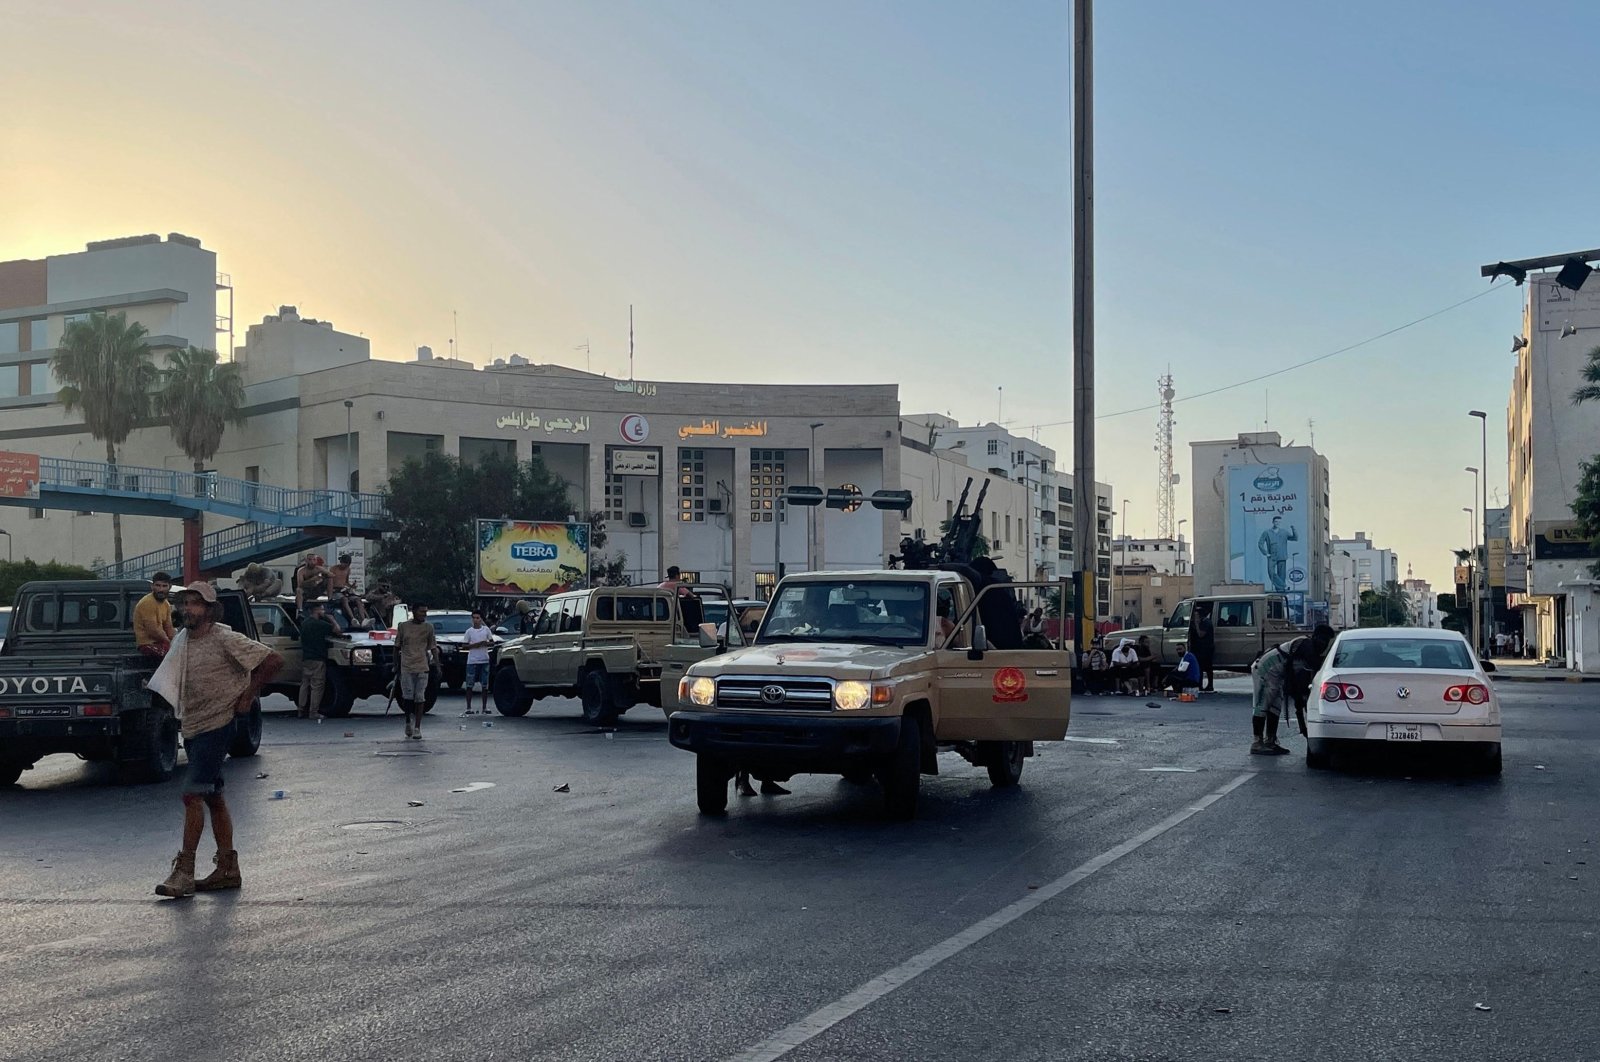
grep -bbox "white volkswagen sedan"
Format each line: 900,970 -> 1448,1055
1305,628 -> 1501,774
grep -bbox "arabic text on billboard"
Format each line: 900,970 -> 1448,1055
0,451 -> 41,500
1228,463 -> 1310,606
476,520 -> 590,596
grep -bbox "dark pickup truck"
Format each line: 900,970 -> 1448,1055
0,580 -> 264,787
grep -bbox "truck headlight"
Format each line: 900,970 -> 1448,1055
834,681 -> 871,711
352,648 -> 373,665
688,677 -> 716,706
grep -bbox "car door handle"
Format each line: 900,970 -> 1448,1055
666,663 -> 685,670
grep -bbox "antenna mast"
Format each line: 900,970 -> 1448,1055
1156,372 -> 1176,539
628,305 -> 635,382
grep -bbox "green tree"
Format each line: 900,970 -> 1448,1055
1358,580 -> 1412,627
1569,455 -> 1600,578
1437,592 -> 1468,634
0,559 -> 99,606
51,312 -> 158,573
1569,344 -> 1600,405
156,346 -> 247,477
371,450 -> 575,606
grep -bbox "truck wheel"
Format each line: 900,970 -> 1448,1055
696,755 -> 730,815
580,669 -> 619,726
229,700 -> 263,758
0,759 -> 30,786
492,666 -> 533,716
423,672 -> 440,714
1478,742 -> 1503,776
984,741 -> 1026,788
321,669 -> 356,718
877,715 -> 922,821
1306,739 -> 1332,770
122,705 -> 180,784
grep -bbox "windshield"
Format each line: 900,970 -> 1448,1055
758,581 -> 930,646
429,615 -> 478,635
1331,638 -> 1476,671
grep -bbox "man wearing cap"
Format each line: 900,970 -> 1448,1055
155,581 -> 282,899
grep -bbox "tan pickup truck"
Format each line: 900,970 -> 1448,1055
669,569 -> 1072,819
1115,593 -> 1306,672
491,586 -> 742,725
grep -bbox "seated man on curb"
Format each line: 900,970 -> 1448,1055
1163,640 -> 1202,699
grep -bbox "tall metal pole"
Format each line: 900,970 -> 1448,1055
809,422 -> 824,571
344,400 -> 355,539
1071,0 -> 1096,637
1471,410 -> 1489,654
1463,506 -> 1478,651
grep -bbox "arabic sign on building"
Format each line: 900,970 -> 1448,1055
620,414 -> 650,443
476,520 -> 590,596
1487,538 -> 1509,586
1227,462 -> 1310,612
1533,521 -> 1600,561
611,449 -> 659,476
677,419 -> 769,440
0,451 -> 40,500
493,411 -> 591,434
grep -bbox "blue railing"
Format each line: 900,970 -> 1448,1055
39,456 -> 388,526
100,521 -> 344,580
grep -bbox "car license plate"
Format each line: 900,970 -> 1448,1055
1386,723 -> 1423,742
14,706 -> 71,718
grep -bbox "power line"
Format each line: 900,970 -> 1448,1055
1020,281 -> 1514,432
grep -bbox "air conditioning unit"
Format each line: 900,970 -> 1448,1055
707,498 -> 725,513
627,512 -> 648,528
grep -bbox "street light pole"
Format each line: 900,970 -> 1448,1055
1070,0 -> 1096,639
1118,499 -> 1128,624
1466,466 -> 1480,654
1470,410 -> 1490,655
808,422 -> 824,572
344,400 -> 355,540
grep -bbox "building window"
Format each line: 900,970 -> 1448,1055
0,365 -> 17,399
986,439 -> 999,456
750,448 -> 786,523
27,318 -> 49,352
604,453 -> 627,522
1005,515 -> 1011,542
26,360 -> 58,397
29,506 -> 43,519
946,499 -> 955,521
0,322 -> 17,355
679,448 -> 706,522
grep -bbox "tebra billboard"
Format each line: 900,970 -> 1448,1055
476,520 -> 591,596
1228,463 -> 1311,604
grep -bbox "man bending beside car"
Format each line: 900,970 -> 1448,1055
1249,625 -> 1335,756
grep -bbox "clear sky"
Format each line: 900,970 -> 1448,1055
4,0 -> 1594,588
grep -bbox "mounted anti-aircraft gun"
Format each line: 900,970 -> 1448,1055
889,477 -> 988,570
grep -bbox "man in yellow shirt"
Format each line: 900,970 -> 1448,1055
133,571 -> 177,659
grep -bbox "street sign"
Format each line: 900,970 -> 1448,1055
0,451 -> 40,500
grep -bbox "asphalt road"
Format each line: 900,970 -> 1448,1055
1,680 -> 1595,1062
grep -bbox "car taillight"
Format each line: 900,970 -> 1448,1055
1445,684 -> 1489,705
1321,681 -> 1362,702
80,703 -> 113,717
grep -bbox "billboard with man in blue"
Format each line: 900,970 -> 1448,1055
1227,463 -> 1310,622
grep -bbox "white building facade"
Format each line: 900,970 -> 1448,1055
898,433 -> 1032,576
1112,535 -> 1190,576
1507,272 -> 1600,665
1329,531 -> 1400,594
1402,577 -> 1440,629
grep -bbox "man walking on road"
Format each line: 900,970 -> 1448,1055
1250,624 -> 1335,755
461,610 -> 494,716
395,603 -> 439,740
133,571 -> 177,659
296,600 -> 341,721
1188,600 -> 1217,693
155,581 -> 282,899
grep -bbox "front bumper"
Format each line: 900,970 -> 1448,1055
1306,719 -> 1502,744
668,710 -> 901,772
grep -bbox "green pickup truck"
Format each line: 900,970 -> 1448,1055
0,580 -> 264,787
490,586 -> 742,726
1115,593 -> 1306,672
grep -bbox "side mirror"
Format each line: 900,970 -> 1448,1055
1482,660 -> 1497,673
968,624 -> 988,661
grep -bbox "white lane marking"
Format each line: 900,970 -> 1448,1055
725,771 -> 1258,1062
1059,736 -> 1118,745
449,782 -> 496,794
1140,766 -> 1199,773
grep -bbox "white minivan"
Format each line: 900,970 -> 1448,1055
1305,628 -> 1501,774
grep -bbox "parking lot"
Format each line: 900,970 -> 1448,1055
1,679 -> 1595,1061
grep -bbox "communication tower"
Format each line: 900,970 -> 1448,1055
1155,373 -> 1177,539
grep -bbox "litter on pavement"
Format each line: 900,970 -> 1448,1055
552,783 -> 571,793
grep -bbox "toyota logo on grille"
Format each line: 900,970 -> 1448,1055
760,684 -> 787,704
1396,686 -> 1411,699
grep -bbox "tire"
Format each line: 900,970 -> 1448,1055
877,715 -> 923,821
1479,742 -> 1503,776
492,666 -> 533,716
1306,739 -> 1331,770
696,754 -> 730,815
580,668 -> 619,726
0,759 -> 27,786
229,701 -> 263,758
423,672 -> 440,714
321,669 -> 356,718
121,705 -> 180,784
984,740 -> 1026,788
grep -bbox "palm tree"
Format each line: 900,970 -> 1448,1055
1571,345 -> 1600,405
156,346 -> 246,483
51,312 -> 158,573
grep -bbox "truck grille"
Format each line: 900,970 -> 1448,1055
717,677 -> 833,710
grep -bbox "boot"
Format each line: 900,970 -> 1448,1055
1265,715 -> 1289,755
402,701 -> 414,738
735,772 -> 758,797
411,709 -> 424,740
155,850 -> 197,898
195,849 -> 242,892
1249,714 -> 1267,755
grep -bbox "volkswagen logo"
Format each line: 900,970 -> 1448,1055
1396,686 -> 1410,699
760,684 -> 787,705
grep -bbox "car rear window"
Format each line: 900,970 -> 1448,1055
1332,638 -> 1475,670
21,591 -> 141,633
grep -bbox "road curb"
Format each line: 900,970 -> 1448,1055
1489,672 -> 1600,683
